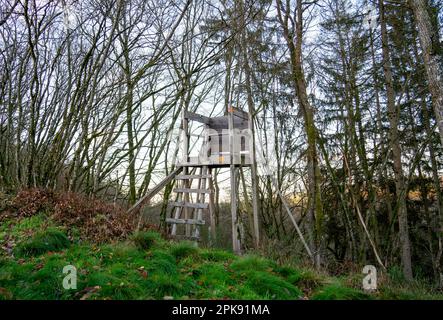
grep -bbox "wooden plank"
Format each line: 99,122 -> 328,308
209,116 -> 248,130
174,188 -> 212,194
129,167 -> 183,216
177,162 -> 249,168
170,201 -> 208,209
184,110 -> 211,125
209,116 -> 229,128
228,107 -> 249,121
175,174 -> 211,180
166,218 -> 205,225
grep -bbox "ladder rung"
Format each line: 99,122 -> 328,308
175,175 -> 211,180
166,218 -> 205,225
170,202 -> 209,209
174,188 -> 212,194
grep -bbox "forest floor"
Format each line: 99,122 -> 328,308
0,189 -> 442,300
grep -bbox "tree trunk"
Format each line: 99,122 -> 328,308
379,0 -> 413,280
276,0 -> 324,267
410,0 -> 443,146
237,0 -> 261,249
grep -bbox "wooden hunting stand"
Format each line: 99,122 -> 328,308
166,106 -> 260,253
128,106 -> 260,253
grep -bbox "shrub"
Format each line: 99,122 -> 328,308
14,228 -> 70,257
169,242 -> 199,260
387,265 -> 406,285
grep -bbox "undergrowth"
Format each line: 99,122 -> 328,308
0,213 -> 442,300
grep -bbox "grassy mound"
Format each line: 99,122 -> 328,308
14,228 -> 70,257
170,241 -> 199,260
1,214 -> 442,300
131,231 -> 162,250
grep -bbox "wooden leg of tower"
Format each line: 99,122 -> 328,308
235,167 -> 244,250
208,168 -> 216,245
231,166 -> 241,254
251,166 -> 260,249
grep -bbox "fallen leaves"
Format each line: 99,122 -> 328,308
137,266 -> 148,279
7,188 -> 141,244
0,287 -> 13,299
78,286 -> 101,300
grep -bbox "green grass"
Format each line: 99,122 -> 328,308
14,228 -> 70,257
147,250 -> 177,275
131,231 -> 162,250
169,241 -> 199,260
1,214 -> 57,258
199,249 -> 236,262
311,282 -> 372,300
245,271 -> 302,299
1,214 -> 442,300
376,278 -> 443,300
230,255 -> 275,273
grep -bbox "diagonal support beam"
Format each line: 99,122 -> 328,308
128,167 -> 183,217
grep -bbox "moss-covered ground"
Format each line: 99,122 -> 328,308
0,214 -> 441,300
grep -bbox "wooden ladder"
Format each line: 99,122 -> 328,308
166,165 -> 213,241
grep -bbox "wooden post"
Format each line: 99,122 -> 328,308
248,114 -> 260,249
208,168 -> 216,244
229,106 -> 241,253
182,109 -> 191,236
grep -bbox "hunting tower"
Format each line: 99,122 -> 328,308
165,106 -> 260,253
128,106 -> 260,253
